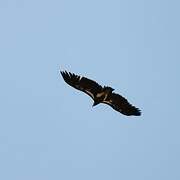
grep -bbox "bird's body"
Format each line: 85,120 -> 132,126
60,71 -> 141,116
92,86 -> 114,106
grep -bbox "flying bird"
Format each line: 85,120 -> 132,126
60,71 -> 141,116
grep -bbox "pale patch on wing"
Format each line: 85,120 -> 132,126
102,99 -> 123,112
103,93 -> 109,101
73,80 -> 94,99
102,99 -> 113,105
96,92 -> 106,98
84,89 -> 94,99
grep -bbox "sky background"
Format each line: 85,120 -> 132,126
0,0 -> 180,179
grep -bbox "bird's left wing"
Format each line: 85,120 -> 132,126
102,93 -> 141,116
60,71 -> 102,99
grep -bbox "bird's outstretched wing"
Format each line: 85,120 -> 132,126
102,93 -> 141,116
60,71 -> 102,99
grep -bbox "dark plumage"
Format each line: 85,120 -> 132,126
60,71 -> 141,116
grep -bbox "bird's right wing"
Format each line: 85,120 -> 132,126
60,71 -> 102,100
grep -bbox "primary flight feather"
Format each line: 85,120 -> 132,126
60,71 -> 141,116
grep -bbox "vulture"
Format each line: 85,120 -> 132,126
60,71 -> 141,116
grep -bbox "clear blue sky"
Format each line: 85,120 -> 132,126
0,0 -> 180,179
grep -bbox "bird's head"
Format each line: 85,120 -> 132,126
92,101 -> 100,107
